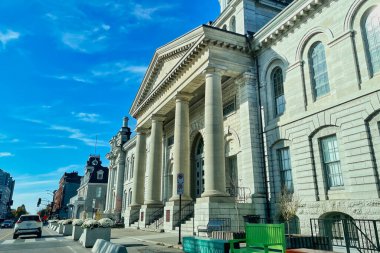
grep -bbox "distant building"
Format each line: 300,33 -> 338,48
0,169 -> 15,220
104,117 -> 132,221
68,155 -> 109,219
53,172 -> 81,219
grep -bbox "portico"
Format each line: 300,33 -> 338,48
120,25 -> 258,231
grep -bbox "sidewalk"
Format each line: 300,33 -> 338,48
111,228 -> 184,251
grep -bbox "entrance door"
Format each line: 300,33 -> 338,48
194,138 -> 204,198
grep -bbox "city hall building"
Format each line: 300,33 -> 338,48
105,0 -> 380,234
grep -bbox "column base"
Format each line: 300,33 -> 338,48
163,199 -> 194,232
201,190 -> 230,198
143,200 -> 164,206
140,204 -> 165,227
194,197 -> 255,233
168,194 -> 193,202
125,206 -> 141,228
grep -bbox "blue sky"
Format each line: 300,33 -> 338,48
0,0 -> 219,214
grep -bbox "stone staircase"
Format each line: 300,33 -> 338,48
129,220 -> 139,229
174,217 -> 196,235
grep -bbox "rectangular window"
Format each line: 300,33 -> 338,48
223,99 -> 235,116
277,148 -> 293,192
320,135 -> 344,188
96,187 -> 102,198
167,136 -> 174,146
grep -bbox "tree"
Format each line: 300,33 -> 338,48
277,187 -> 301,235
13,204 -> 28,218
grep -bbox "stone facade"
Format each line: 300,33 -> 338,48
105,0 -> 380,234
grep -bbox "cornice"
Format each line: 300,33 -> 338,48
130,25 -> 249,119
253,0 -> 326,50
122,135 -> 137,152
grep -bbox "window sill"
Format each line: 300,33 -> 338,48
328,186 -> 344,191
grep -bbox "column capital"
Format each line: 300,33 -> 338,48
151,114 -> 166,122
175,92 -> 193,102
235,72 -> 256,87
202,65 -> 227,76
135,127 -> 148,134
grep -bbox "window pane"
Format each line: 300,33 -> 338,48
309,42 -> 330,98
320,135 -> 344,188
365,7 -> 380,74
277,148 -> 293,192
272,68 -> 285,115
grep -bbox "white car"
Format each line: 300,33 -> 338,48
13,215 -> 42,239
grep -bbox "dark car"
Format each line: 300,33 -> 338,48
1,220 -> 14,228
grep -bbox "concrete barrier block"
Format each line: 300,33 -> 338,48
91,239 -> 128,253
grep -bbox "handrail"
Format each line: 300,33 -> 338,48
173,201 -> 194,228
129,209 -> 140,226
348,219 -> 378,251
226,186 -> 251,203
146,207 -> 164,227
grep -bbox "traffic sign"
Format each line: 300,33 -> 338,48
177,173 -> 184,195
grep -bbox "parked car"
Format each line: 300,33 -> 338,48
13,215 -> 42,239
1,220 -> 14,228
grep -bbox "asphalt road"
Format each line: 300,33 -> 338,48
0,226 -> 183,253
0,226 -> 91,253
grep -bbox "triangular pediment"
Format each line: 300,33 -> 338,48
130,26 -> 205,114
130,25 -> 249,118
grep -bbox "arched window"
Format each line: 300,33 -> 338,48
309,42 -> 330,98
364,7 -> 380,75
272,67 -> 285,115
230,16 -> 236,33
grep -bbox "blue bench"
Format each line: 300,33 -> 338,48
197,218 -> 231,236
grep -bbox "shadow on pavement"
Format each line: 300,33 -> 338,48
120,243 -> 147,248
41,234 -> 63,238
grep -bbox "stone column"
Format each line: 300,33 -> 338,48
170,92 -> 192,201
106,166 -> 115,212
131,128 -> 147,206
145,115 -> 165,205
114,152 -> 126,220
202,67 -> 228,197
105,167 -> 112,213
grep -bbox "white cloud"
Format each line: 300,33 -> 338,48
39,145 -> 78,150
50,124 -> 108,147
0,152 -> 13,157
71,112 -> 109,124
0,30 -> 20,48
49,74 -> 93,84
132,4 -> 160,20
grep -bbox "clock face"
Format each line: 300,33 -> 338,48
92,159 -> 98,166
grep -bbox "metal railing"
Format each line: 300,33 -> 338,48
146,207 -> 164,228
310,218 -> 380,253
173,201 -> 194,228
128,209 -> 139,226
226,186 -> 251,203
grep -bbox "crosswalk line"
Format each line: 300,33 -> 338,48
44,238 -> 57,241
25,239 -> 36,243
1,239 -> 15,244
